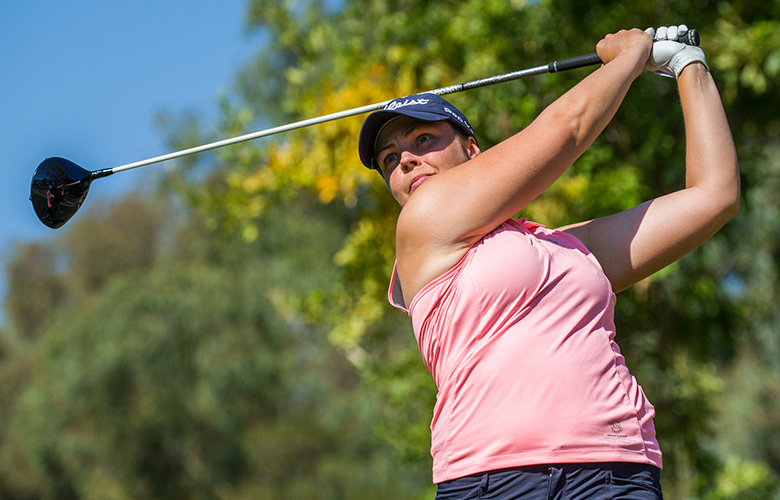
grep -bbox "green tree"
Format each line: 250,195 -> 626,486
1,194 -> 432,499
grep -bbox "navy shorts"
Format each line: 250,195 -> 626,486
435,462 -> 663,500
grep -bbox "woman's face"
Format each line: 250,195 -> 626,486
374,116 -> 480,206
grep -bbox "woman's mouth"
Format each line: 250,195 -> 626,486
410,174 -> 432,192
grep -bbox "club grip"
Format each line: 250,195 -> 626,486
682,28 -> 700,46
548,52 -> 602,73
548,28 -> 700,73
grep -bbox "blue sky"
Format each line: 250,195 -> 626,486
0,0 -> 260,326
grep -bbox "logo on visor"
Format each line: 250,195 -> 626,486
442,106 -> 473,134
384,98 -> 430,111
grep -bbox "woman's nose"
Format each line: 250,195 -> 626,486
399,150 -> 421,172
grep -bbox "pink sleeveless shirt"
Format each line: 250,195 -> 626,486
389,219 -> 662,483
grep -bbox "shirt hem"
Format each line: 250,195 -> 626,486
433,450 -> 663,484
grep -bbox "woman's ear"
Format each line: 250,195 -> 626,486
465,136 -> 481,159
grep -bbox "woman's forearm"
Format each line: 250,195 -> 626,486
538,31 -> 651,158
679,63 -> 740,217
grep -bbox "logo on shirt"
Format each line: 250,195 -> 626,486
599,421 -> 630,444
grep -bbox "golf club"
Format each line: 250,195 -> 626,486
30,29 -> 699,229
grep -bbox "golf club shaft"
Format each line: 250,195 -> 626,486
100,53 -> 600,176
105,30 -> 699,177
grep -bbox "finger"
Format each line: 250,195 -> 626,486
657,26 -> 668,40
645,27 -> 656,37
668,25 -> 679,40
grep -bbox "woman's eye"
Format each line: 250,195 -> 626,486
384,153 -> 398,167
417,134 -> 431,145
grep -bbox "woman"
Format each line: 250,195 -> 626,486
357,27 -> 739,499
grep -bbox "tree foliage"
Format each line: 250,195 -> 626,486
0,195 -> 431,498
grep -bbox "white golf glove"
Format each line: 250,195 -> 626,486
645,25 -> 708,79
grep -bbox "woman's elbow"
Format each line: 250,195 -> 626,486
715,174 -> 741,223
700,157 -> 741,223
725,164 -> 741,219
724,190 -> 740,220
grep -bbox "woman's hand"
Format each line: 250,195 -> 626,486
644,25 -> 708,79
596,29 -> 653,80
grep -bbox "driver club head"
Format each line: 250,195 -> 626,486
30,157 -> 94,229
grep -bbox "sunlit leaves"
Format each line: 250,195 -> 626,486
710,3 -> 780,102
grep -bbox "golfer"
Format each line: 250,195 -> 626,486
357,26 -> 738,499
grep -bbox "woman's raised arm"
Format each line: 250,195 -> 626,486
394,30 -> 654,303
563,47 -> 739,292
